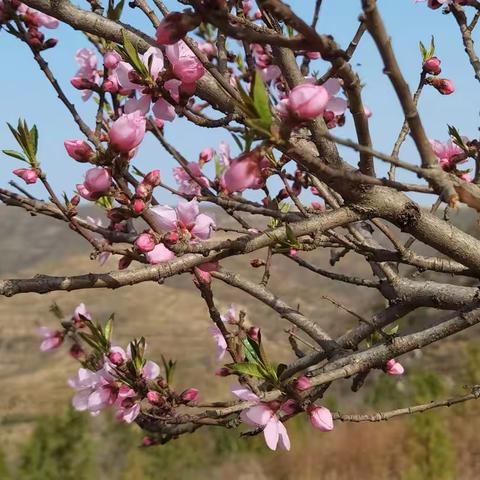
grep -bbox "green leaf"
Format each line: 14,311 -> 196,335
285,224 -> 297,246
104,314 -> 114,343
242,337 -> 262,365
251,72 -> 272,129
229,362 -> 269,379
2,149 -> 27,162
30,124 -> 38,155
108,0 -> 125,21
448,124 -> 468,151
120,30 -> 148,78
428,36 -> 435,59
78,332 -> 99,349
419,41 -> 428,62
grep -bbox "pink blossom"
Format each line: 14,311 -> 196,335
69,368 -> 107,415
210,326 -> 228,360
13,168 -> 37,184
115,387 -> 141,423
64,140 -> 94,163
221,150 -> 270,193
103,50 -> 121,70
430,138 -> 467,170
145,243 -> 175,264
199,147 -> 215,165
108,111 -> 146,152
385,359 -> 405,376
233,387 -> 291,450
72,48 -> 99,102
166,41 -> 204,84
77,167 -> 112,201
149,198 -> 215,240
38,327 -> 63,352
73,302 -> 92,327
282,83 -> 329,121
172,162 -> 209,195
135,233 -> 156,253
308,406 -> 334,432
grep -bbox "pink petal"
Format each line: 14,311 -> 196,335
243,404 -> 274,426
142,360 -> 160,380
152,98 -> 176,122
277,420 -> 291,451
191,213 -> 215,240
231,385 -> 259,402
325,96 -> 348,116
145,244 -> 175,264
149,205 -> 178,231
323,78 -> 342,97
263,417 -> 280,450
124,94 -> 151,115
176,198 -> 199,226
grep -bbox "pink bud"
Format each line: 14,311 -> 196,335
180,388 -> 200,403
135,233 -> 156,253
70,77 -> 94,90
103,50 -> 121,70
199,147 -> 214,165
281,399 -> 298,415
430,77 -> 455,95
385,359 -> 405,376
248,326 -> 260,341
69,343 -> 86,361
144,169 -> 161,187
109,111 -> 146,153
135,182 -> 151,198
308,406 -> 334,432
64,140 -> 94,162
215,367 -> 231,377
295,376 -> 312,392
155,12 -> 200,45
108,351 -> 125,366
147,390 -> 163,405
13,168 -> 37,184
84,167 -> 112,194
132,198 -> 146,215
70,194 -> 80,206
118,255 -> 133,270
423,56 -> 441,75
287,83 -> 329,120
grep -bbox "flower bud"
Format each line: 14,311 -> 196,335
429,77 -> 455,95
385,358 -> 405,376
155,11 -> 201,45
103,50 -> 121,70
64,140 -> 95,163
70,194 -> 81,206
118,255 -> 132,270
180,388 -> 200,403
248,326 -> 260,342
295,376 -> 312,391
13,168 -> 37,184
144,169 -> 161,187
423,56 -> 441,75
132,198 -> 146,215
147,390 -> 164,405
135,233 -> 156,253
135,182 -> 151,199
70,77 -> 94,90
84,167 -> 112,194
215,367 -> 231,377
308,406 -> 334,432
250,258 -> 266,268
108,351 -> 125,366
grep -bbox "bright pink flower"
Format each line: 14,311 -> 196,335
430,138 -> 467,170
166,41 -> 204,84
308,406 -> 334,432
103,50 -> 121,70
284,83 -> 329,120
145,243 -> 175,264
149,198 -> 215,240
385,359 -> 405,376
109,111 -> 146,152
135,233 -> 156,253
38,327 -> 63,352
13,168 -> 37,184
221,150 -> 270,193
180,388 -> 200,403
295,376 -> 312,392
64,140 -> 94,163
132,198 -> 146,215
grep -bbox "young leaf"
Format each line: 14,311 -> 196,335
251,72 -> 272,129
2,150 -> 27,162
229,362 -> 268,379
104,314 -> 114,343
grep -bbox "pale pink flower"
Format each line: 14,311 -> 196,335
108,111 -> 146,152
172,162 -> 209,195
73,302 -> 92,326
210,326 -> 228,360
76,167 -> 112,200
103,50 -> 121,70
149,198 -> 215,240
166,41 -> 204,85
72,48 -> 99,101
283,83 -> 329,121
221,150 -> 270,193
145,243 -> 175,264
64,140 -> 94,163
233,387 -> 291,451
115,387 -> 141,423
38,327 -> 63,352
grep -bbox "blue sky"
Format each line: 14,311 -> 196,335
1,0 -> 479,204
